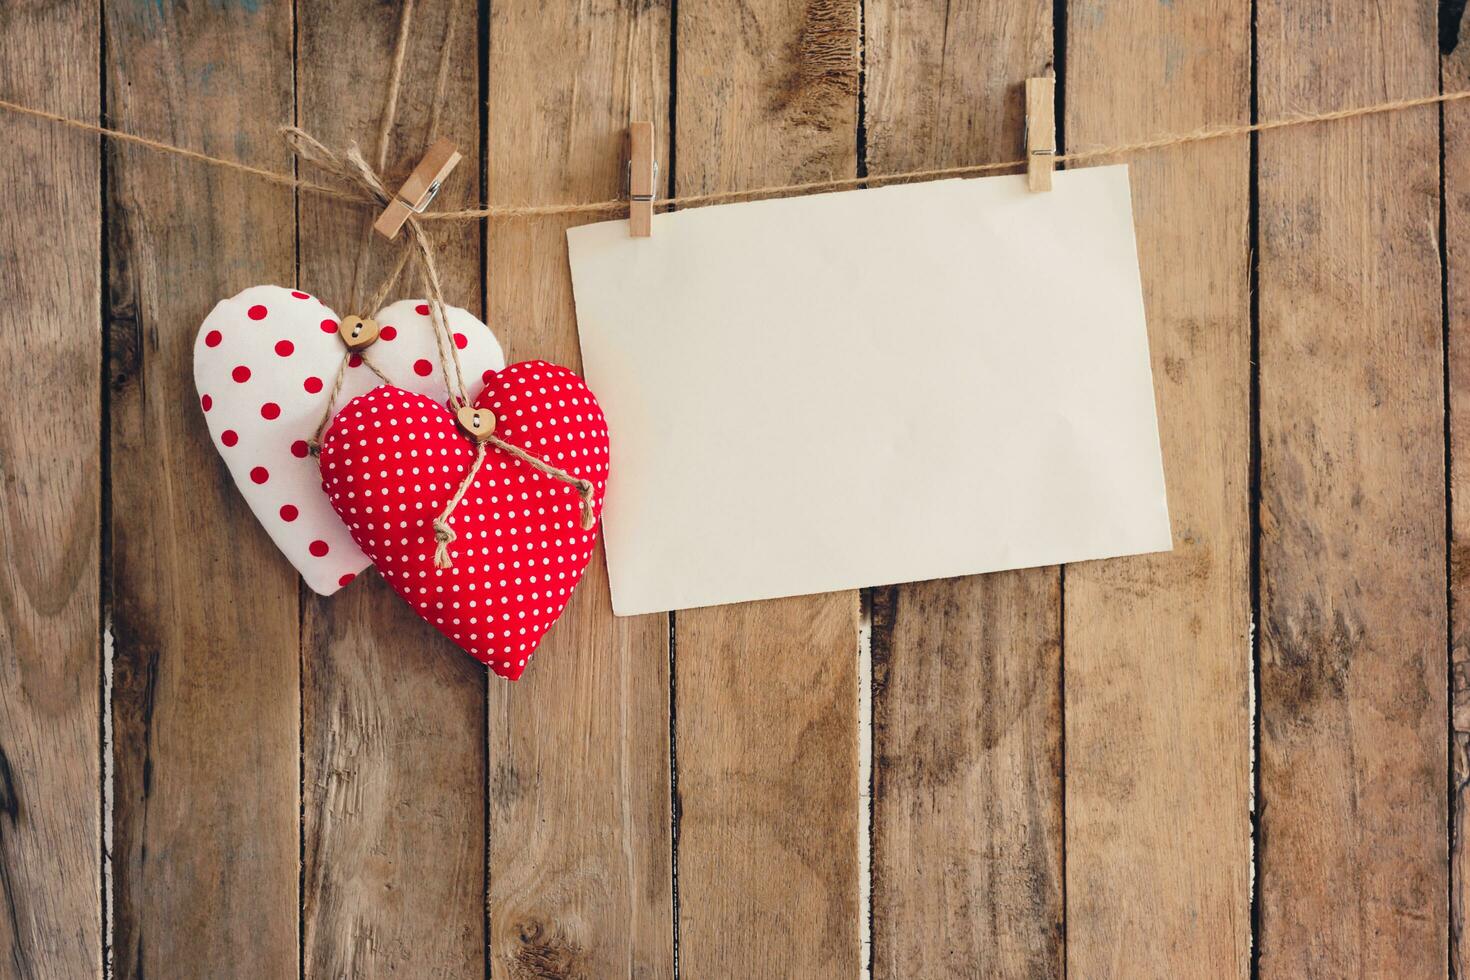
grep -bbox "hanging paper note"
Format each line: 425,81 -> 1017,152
567,164 -> 1171,616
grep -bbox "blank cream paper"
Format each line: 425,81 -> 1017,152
567,164 -> 1171,616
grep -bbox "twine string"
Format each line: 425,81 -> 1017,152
433,432 -> 598,569
307,349 -> 392,453
283,107 -> 594,564
433,442 -> 486,568
291,0 -> 427,456
13,88 -> 1466,221
364,245 -> 415,315
348,0 -> 418,314
485,433 -> 598,531
423,8 -> 457,147
408,226 -> 470,405
19,75 -> 1459,563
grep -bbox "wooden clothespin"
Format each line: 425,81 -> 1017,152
1024,76 -> 1056,192
373,137 -> 463,239
626,122 -> 658,237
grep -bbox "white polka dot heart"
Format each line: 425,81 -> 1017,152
319,364 -> 610,680
194,285 -> 506,595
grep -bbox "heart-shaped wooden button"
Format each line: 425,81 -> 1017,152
455,404 -> 497,442
338,314 -> 380,350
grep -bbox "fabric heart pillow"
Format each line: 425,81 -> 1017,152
194,285 -> 505,594
319,362 -> 610,680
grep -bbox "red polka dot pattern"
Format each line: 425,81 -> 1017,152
304,376 -> 324,394
275,340 -> 295,357
250,466 -> 270,484
248,304 -> 268,320
380,325 -> 398,341
413,358 -> 433,377
232,365 -> 251,383
205,330 -> 222,348
261,402 -> 281,420
201,394 -> 212,412
280,504 -> 299,522
320,362 -> 610,680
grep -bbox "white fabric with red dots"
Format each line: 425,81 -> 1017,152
319,363 -> 609,680
194,284 -> 505,595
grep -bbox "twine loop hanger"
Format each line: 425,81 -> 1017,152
284,1 -> 597,569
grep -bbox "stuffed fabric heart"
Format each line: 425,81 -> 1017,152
319,362 -> 610,679
194,285 -> 505,595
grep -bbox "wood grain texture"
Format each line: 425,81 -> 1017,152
485,2 -> 675,976
1063,1 -> 1253,976
1450,31 -> 1470,979
672,2 -> 862,975
105,1 -> 300,977
0,1 -> 101,977
861,2 -> 1061,977
295,4 -> 488,977
869,579 -> 1061,979
1257,1 -> 1447,975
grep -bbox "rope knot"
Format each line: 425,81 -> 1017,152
432,517 -> 457,569
576,480 -> 597,530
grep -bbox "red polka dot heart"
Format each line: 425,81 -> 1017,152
194,285 -> 505,594
319,362 -> 610,680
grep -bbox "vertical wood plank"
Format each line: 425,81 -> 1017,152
296,4 -> 487,977
673,1 -> 862,974
486,3 -> 675,976
1449,31 -> 1470,979
105,1 -> 300,977
861,3 -> 1061,977
1063,1 -> 1253,976
1257,1 -> 1446,975
0,1 -> 102,976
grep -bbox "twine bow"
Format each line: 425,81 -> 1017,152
283,128 -> 600,568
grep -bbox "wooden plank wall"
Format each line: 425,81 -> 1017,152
106,3 -> 301,977
0,1 -> 101,977
1257,0 -> 1448,975
0,0 -> 1464,977
1064,1 -> 1254,975
1450,11 -> 1470,976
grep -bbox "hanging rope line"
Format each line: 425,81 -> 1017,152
11,61 -> 1464,566
2,87 -> 1466,221
257,4 -> 598,567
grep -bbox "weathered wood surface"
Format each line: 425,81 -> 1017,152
863,2 -> 1063,977
485,2 -> 675,977
105,1 -> 301,977
2,2 -> 1466,977
1063,1 -> 1255,976
1257,0 -> 1448,975
1450,21 -> 1470,978
671,1 -> 863,976
0,2 -> 101,978
296,4 -> 489,977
